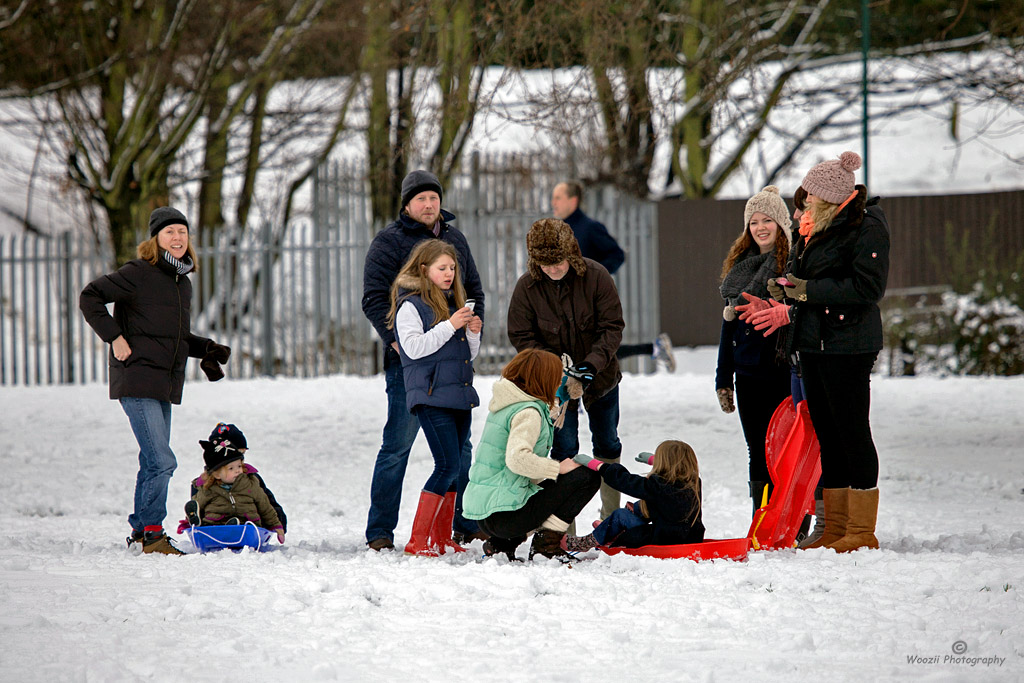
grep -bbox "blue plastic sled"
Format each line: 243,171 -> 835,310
184,524 -> 274,553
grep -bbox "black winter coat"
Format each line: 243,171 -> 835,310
564,208 -> 625,275
80,257 -> 211,404
786,188 -> 890,357
361,209 -> 485,353
599,463 -> 705,547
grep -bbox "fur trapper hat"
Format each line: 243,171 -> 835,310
743,185 -> 792,244
526,218 -> 586,280
801,151 -> 861,204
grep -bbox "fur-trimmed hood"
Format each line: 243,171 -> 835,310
488,376 -> 552,415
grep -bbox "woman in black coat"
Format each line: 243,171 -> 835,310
715,185 -> 793,515
746,152 -> 890,554
80,208 -> 230,555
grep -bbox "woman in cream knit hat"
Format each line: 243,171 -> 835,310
715,186 -> 793,515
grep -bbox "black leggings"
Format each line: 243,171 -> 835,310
735,367 -> 792,483
800,352 -> 880,489
477,467 -> 601,540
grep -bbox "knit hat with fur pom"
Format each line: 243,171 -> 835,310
801,151 -> 862,204
743,185 -> 793,244
526,218 -> 587,280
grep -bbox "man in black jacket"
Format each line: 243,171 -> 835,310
361,170 -> 486,551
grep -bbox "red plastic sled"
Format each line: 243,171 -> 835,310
597,397 -> 820,561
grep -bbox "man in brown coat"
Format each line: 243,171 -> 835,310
507,218 -> 626,520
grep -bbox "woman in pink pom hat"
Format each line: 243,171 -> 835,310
741,151 -> 891,554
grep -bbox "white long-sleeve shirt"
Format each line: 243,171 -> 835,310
395,301 -> 481,360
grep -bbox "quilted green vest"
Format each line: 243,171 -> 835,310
462,399 -> 553,520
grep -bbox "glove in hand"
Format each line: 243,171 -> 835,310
572,453 -> 602,471
634,452 -> 655,465
206,341 -> 231,363
782,273 -> 808,302
566,362 -> 595,385
717,387 -> 736,413
767,278 -> 785,302
201,355 -> 225,381
735,292 -> 770,322
748,299 -> 791,337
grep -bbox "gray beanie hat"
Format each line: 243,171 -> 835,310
801,151 -> 862,204
743,185 -> 792,243
148,207 -> 189,237
401,170 -> 443,209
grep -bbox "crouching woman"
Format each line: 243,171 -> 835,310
463,349 -> 600,561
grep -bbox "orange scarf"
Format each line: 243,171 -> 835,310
798,189 -> 858,243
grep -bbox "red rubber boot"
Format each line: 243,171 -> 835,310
404,491 -> 443,557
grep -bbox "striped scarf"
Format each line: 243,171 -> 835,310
162,250 -> 194,275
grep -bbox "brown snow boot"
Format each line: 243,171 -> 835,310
404,491 -> 443,557
528,529 -> 571,561
142,530 -> 184,555
800,488 -> 849,550
828,488 -> 879,553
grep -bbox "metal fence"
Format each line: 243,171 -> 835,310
1,151 -> 659,385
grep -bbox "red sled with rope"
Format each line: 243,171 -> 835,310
599,397 -> 820,561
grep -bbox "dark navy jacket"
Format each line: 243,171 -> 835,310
564,208 -> 625,275
599,464 -> 705,547
396,293 -> 479,412
361,209 -> 485,354
715,318 -> 787,391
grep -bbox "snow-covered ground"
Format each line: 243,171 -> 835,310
1,348 -> 1022,681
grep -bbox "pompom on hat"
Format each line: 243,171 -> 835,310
148,207 -> 189,237
526,218 -> 587,280
801,151 -> 862,204
743,185 -> 793,243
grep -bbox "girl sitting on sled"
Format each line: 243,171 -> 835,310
564,440 -> 704,551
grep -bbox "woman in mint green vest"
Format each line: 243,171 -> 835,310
464,349 -> 600,560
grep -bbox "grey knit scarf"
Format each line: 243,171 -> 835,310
162,251 -> 194,275
719,250 -> 777,319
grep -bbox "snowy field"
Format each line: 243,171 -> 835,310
1,347 -> 1023,682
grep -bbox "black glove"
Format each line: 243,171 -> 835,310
206,341 -> 231,364
201,355 -> 225,382
566,362 -> 595,386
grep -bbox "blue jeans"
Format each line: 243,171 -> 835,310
365,350 -> 479,543
415,405 -> 472,496
551,385 -> 622,462
593,507 -> 647,546
119,397 -> 177,532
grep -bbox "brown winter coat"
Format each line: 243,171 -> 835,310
507,257 -> 624,408
191,472 -> 284,531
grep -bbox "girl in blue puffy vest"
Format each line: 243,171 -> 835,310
387,239 -> 482,556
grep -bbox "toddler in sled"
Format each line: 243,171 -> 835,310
564,440 -> 704,551
184,423 -> 286,543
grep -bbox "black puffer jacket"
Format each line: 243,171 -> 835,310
361,209 -> 485,351
786,187 -> 890,356
80,257 -> 211,404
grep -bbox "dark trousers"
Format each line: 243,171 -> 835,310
551,385 -> 622,462
478,467 -> 601,541
735,366 -> 792,483
415,405 -> 472,496
800,352 -> 880,490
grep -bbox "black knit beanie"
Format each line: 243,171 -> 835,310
401,170 -> 443,210
148,207 -> 189,237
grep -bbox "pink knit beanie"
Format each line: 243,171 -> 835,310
801,151 -> 862,204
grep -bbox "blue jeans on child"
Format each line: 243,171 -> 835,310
593,506 -> 647,546
415,405 -> 472,496
119,397 -> 177,532
365,349 -> 479,544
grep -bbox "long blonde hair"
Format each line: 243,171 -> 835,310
137,235 -> 199,271
802,195 -> 843,239
386,239 -> 466,328
639,440 -> 701,521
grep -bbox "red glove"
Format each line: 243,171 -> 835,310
749,299 -> 791,336
735,292 -> 770,322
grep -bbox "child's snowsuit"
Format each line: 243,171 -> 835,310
190,471 -> 284,534
594,463 -> 704,547
190,463 -> 287,532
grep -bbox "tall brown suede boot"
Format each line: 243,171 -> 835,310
404,491 -> 443,557
429,491 -> 466,555
828,487 -> 879,553
800,488 -> 849,550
